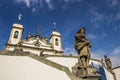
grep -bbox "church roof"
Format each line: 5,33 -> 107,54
12,23 -> 23,29
51,31 -> 61,36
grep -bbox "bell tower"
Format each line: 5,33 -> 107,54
6,14 -> 24,50
7,23 -> 23,44
49,22 -> 62,54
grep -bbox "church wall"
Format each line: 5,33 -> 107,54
6,44 -> 62,55
23,48 -> 55,55
6,46 -> 14,51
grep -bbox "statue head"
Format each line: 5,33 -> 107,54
104,55 -> 107,58
78,27 -> 85,37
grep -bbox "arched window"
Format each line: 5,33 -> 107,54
14,31 -> 19,38
55,38 -> 58,46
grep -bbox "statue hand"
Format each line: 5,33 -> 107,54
85,41 -> 92,47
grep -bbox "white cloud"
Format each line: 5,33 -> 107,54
101,32 -> 107,38
86,33 -> 106,40
112,47 -> 120,54
14,0 -> 82,12
14,0 -> 53,12
64,0 -> 70,2
91,50 -> 107,60
24,0 -> 31,7
63,47 -> 77,55
89,9 -> 105,23
32,8 -> 36,13
115,12 -> 120,20
87,34 -> 96,40
14,0 -> 32,8
64,0 -> 81,2
110,55 -> 120,67
114,27 -> 117,31
89,8 -> 119,29
89,7 -> 120,24
107,0 -> 118,8
110,0 -> 118,7
45,0 -> 53,10
114,25 -> 120,31
109,47 -> 120,67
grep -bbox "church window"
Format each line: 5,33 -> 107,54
55,38 -> 58,46
14,31 -> 19,38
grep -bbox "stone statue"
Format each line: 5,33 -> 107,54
40,50 -> 44,56
73,27 -> 93,77
104,55 -> 112,70
72,27 -> 100,79
74,27 -> 91,69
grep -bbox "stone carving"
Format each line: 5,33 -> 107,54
104,55 -> 112,70
34,39 -> 40,47
14,41 -> 23,51
74,27 -> 91,69
40,50 -> 44,57
72,27 -> 100,79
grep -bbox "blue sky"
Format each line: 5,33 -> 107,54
0,0 -> 120,67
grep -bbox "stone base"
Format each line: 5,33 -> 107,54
82,75 -> 101,80
72,63 -> 101,80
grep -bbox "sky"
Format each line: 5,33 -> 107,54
0,0 -> 120,67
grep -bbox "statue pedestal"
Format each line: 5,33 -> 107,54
72,65 -> 101,80
82,75 -> 101,80
82,68 -> 100,80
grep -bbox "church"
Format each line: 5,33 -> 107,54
6,20 -> 63,55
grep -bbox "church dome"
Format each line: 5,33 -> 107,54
51,31 -> 61,36
12,23 -> 23,29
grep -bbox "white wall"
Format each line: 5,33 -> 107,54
47,57 -> 115,80
113,68 -> 120,80
47,57 -> 77,72
0,55 -> 70,80
0,55 -> 118,80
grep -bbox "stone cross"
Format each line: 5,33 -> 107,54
18,14 -> 22,23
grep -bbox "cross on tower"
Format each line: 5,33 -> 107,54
53,22 -> 56,31
18,14 -> 22,23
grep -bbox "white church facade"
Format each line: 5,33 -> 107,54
6,22 -> 63,55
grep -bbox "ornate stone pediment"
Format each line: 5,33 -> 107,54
21,39 -> 52,49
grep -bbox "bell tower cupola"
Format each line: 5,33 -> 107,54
7,14 -> 24,45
